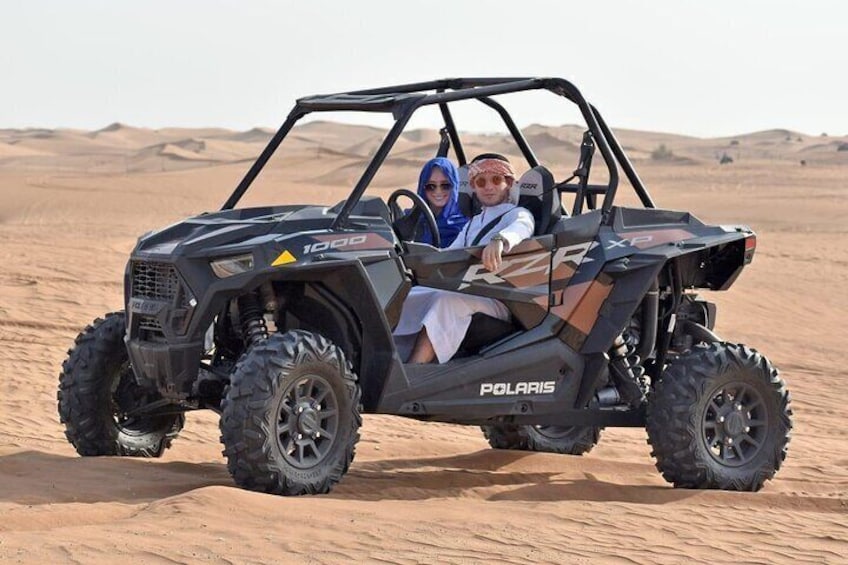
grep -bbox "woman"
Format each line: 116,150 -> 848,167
394,154 -> 535,364
412,157 -> 468,247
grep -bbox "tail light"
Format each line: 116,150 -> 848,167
743,235 -> 756,264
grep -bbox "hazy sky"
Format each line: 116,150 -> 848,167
2,1 -> 846,137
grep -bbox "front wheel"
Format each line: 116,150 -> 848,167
58,312 -> 184,457
482,424 -> 601,455
219,330 -> 361,495
646,342 -> 792,491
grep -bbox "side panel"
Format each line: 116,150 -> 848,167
363,257 -> 410,329
402,237 -> 554,330
545,211 -> 609,350
378,334 -> 584,421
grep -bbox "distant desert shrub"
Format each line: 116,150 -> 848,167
719,153 -> 734,164
729,140 -> 739,146
837,142 -> 848,152
651,143 -> 674,161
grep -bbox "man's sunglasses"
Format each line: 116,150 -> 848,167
473,174 -> 508,189
424,182 -> 452,192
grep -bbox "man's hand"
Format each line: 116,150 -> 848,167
482,239 -> 505,272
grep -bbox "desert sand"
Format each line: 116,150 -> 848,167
0,121 -> 846,564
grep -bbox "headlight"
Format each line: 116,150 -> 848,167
210,253 -> 254,278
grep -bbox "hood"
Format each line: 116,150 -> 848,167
133,204 -> 336,259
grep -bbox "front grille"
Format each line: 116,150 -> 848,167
131,261 -> 188,306
138,315 -> 163,332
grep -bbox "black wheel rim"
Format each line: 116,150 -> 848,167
702,381 -> 768,467
277,375 -> 339,469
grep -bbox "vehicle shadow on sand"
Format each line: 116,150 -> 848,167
331,449 -> 701,505
0,449 -> 231,505
0,448 -> 700,506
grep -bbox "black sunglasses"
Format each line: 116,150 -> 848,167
424,182 -> 452,192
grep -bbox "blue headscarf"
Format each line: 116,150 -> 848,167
416,157 -> 468,247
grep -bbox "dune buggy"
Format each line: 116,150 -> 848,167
58,77 -> 792,494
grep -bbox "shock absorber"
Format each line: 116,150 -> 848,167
622,330 -> 642,368
238,293 -> 268,347
621,331 -> 649,393
609,335 -> 646,407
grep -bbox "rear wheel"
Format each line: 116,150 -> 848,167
219,330 -> 361,495
646,342 -> 792,491
58,312 -> 184,457
482,424 -> 601,455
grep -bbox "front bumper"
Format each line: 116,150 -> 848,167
126,337 -> 203,399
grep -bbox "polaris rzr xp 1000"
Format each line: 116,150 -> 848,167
58,78 -> 792,495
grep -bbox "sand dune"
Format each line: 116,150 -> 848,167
3,121 -> 844,175
0,122 -> 846,564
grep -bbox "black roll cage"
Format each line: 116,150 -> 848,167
221,77 -> 655,227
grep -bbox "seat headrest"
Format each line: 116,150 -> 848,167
516,166 -> 560,235
456,164 -> 478,218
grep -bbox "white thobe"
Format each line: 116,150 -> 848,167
394,203 -> 535,363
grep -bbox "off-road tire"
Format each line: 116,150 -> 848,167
646,342 -> 792,491
58,312 -> 184,457
219,330 -> 361,495
482,424 -> 602,455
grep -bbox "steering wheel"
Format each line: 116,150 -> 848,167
387,188 -> 441,248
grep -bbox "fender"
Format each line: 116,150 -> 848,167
268,257 -> 409,411
580,232 -> 750,354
